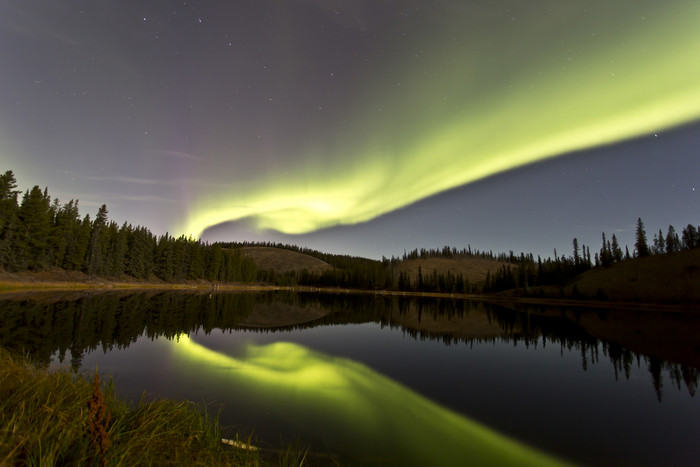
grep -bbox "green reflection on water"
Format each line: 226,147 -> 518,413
173,333 -> 567,466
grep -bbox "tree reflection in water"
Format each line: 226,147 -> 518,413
0,290 -> 697,400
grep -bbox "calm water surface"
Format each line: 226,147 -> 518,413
1,291 -> 698,465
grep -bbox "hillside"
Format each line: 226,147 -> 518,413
241,247 -> 334,273
530,248 -> 700,303
393,256 -> 509,286
573,248 -> 700,303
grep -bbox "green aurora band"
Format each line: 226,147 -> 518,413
172,334 -> 567,465
181,2 -> 700,237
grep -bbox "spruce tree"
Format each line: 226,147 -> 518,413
585,246 -> 592,267
0,171 -> 20,269
682,224 -> 698,250
635,218 -> 649,257
54,199 -> 81,269
187,239 -> 205,279
107,221 -> 128,276
657,229 -> 665,254
665,225 -> 680,253
16,186 -> 53,270
611,234 -> 623,262
87,204 -> 109,275
600,232 -> 613,267
205,243 -> 223,281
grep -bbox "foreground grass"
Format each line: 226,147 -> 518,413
0,348 -> 266,466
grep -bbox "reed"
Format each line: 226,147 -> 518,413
0,348 -> 262,466
277,437 -> 311,467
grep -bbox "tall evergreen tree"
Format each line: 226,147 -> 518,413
0,171 -> 20,269
187,239 -> 205,280
107,221 -> 128,276
71,214 -> 92,271
205,243 -> 223,281
87,204 -> 109,275
155,234 -> 175,280
635,217 -> 649,257
665,225 -> 681,253
169,236 -> 186,280
682,224 -> 698,250
600,232 -> 613,267
611,234 -> 623,262
125,226 -> 154,278
652,229 -> 665,255
585,246 -> 592,267
51,199 -> 79,268
16,186 -> 53,270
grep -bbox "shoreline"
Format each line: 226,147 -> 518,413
1,273 -> 698,313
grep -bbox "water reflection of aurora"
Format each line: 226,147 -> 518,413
173,334 -> 567,466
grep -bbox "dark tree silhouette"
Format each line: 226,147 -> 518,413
635,217 -> 649,257
666,225 -> 681,253
682,224 -> 698,250
611,234 -> 623,262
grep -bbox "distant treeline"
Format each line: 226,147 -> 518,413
228,215 -> 700,293
480,217 -> 700,294
0,171 -> 257,282
2,169 -> 699,293
222,240 -> 394,289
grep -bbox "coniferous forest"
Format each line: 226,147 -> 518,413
1,169 -> 699,294
0,170 -> 257,282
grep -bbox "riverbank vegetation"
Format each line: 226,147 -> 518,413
1,169 -> 699,302
0,348 -> 262,466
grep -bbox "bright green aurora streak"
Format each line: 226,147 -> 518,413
181,2 -> 700,237
172,334 -> 568,465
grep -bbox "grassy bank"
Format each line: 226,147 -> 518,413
0,269 -> 225,293
0,348 -> 290,466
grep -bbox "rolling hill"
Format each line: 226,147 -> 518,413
511,248 -> 700,304
241,247 -> 334,273
241,246 -> 509,285
568,248 -> 700,303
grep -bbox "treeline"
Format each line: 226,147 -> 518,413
235,217 -> 699,295
232,239 -> 593,294
2,169 -> 698,294
0,171 -> 256,282
482,217 -> 700,294
398,245 -> 513,262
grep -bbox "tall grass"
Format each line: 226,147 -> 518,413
0,348 -> 261,466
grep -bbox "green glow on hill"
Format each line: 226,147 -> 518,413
172,334 -> 568,466
181,1 -> 700,237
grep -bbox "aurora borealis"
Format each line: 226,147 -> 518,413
181,1 -> 700,238
1,1 -> 699,258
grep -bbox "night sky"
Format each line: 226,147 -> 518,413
2,1 -> 699,260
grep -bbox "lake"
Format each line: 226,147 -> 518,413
1,290 -> 698,465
